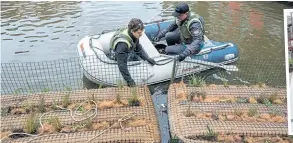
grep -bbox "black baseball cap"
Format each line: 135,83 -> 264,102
172,2 -> 189,17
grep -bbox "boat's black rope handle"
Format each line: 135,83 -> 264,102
88,37 -> 141,66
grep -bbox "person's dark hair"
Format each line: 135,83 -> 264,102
128,18 -> 144,32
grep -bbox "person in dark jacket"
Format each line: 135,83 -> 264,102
109,18 -> 156,87
153,2 -> 205,62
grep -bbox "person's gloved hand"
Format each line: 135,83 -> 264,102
177,54 -> 186,62
152,36 -> 160,42
127,79 -> 136,87
147,58 -> 156,66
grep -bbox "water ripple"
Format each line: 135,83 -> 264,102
1,1 -> 290,64
24,35 -> 49,38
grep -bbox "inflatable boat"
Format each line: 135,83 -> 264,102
77,19 -> 239,86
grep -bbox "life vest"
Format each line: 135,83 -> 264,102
176,13 -> 205,44
109,28 -> 136,50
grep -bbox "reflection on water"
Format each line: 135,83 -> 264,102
1,1 -> 290,63
0,1 -> 288,91
1,1 -> 289,89
1,1 -> 290,141
1,1 -> 82,62
1,1 -> 165,62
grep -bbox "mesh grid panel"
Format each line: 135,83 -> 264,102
1,86 -> 161,143
168,84 -> 288,142
1,54 -> 149,95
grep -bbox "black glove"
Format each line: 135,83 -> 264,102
127,79 -> 136,87
147,58 -> 156,66
152,36 -> 160,42
177,54 -> 186,62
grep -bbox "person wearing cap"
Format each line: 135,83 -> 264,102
153,2 -> 205,62
110,18 -> 156,87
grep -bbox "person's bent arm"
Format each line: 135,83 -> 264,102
115,42 -> 135,86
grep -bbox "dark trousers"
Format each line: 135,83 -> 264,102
165,29 -> 186,55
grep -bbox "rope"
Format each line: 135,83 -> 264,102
26,133 -> 69,143
1,110 -> 69,143
89,36 -> 142,66
86,112 -> 137,143
2,100 -> 98,143
2,101 -> 138,142
156,21 -> 161,38
55,100 -> 98,122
